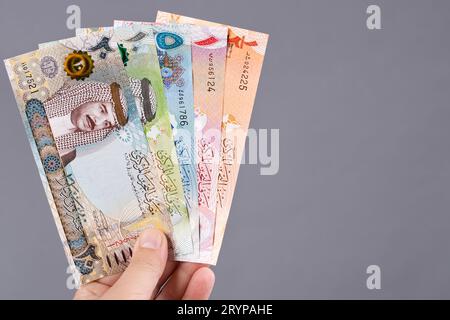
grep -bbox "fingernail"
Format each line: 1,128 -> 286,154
139,228 -> 163,249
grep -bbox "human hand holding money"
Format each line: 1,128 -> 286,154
74,228 -> 215,300
4,9 -> 268,289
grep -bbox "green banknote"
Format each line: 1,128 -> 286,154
74,26 -> 194,257
112,21 -> 200,256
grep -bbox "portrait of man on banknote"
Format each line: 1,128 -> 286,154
43,81 -> 129,166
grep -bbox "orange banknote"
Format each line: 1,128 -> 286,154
156,11 -> 269,264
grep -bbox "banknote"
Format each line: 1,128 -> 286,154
75,26 -> 194,256
112,21 -> 200,257
188,24 -> 227,257
156,11 -> 269,264
4,38 -> 178,284
131,22 -> 229,259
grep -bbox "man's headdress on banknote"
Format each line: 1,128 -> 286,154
43,81 -> 129,151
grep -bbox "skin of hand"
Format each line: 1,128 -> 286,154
74,229 -> 215,300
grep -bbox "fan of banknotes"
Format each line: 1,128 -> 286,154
4,11 -> 268,284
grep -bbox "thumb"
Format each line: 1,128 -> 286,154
101,228 -> 168,300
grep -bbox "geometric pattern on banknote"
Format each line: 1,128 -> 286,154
25,98 -> 99,275
157,50 -> 185,89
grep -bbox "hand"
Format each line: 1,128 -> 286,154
74,229 -> 215,300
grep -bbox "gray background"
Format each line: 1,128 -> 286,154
1,0 -> 449,299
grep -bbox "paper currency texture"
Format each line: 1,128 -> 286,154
76,26 -> 194,257
5,37 -> 180,284
157,11 -> 269,264
113,21 -> 201,257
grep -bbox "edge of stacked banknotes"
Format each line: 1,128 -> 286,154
3,11 -> 268,284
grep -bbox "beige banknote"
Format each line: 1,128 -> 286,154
4,37 -> 179,284
112,21 -> 201,257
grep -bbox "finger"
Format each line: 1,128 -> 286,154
156,262 -> 206,300
100,256 -> 175,297
97,274 -> 122,287
182,267 -> 215,300
101,228 -> 168,300
74,282 -> 110,300
152,260 -> 178,297
74,273 -> 122,300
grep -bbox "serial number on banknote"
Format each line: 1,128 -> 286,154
239,52 -> 251,91
207,52 -> 216,92
20,62 -> 40,94
178,89 -> 188,126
